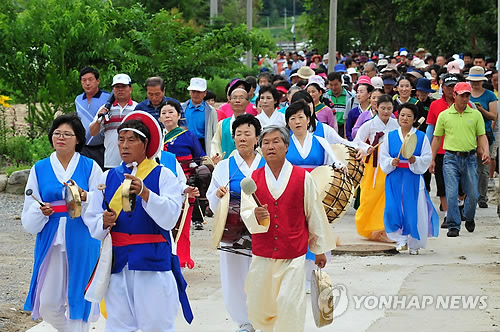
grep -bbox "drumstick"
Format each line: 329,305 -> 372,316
25,189 -> 44,207
224,158 -> 247,188
97,184 -> 112,212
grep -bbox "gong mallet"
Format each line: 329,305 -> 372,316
241,177 -> 270,227
97,184 -> 112,212
25,189 -> 44,207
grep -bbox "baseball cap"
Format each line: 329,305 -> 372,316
187,77 -> 207,91
447,61 -> 461,74
383,77 -> 397,86
371,76 -> 384,89
415,48 -> 425,53
377,58 -> 389,67
112,73 -> 132,86
412,58 -> 427,69
334,64 -> 347,72
454,82 -> 472,95
443,75 -> 459,86
400,50 -> 408,57
347,68 -> 360,76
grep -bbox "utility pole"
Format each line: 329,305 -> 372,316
246,0 -> 252,68
284,7 -> 287,30
328,0 -> 338,72
292,0 -> 296,50
210,0 -> 217,24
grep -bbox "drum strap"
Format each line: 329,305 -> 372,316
109,159 -> 158,220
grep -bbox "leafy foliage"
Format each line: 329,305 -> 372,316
302,0 -> 498,57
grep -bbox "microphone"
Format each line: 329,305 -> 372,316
98,93 -> 115,118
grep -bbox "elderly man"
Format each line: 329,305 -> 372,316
363,61 -> 378,78
241,125 -> 335,332
135,76 -> 175,121
75,67 -> 111,169
211,88 -> 250,159
85,111 -> 192,332
89,73 -> 137,169
430,82 -> 489,237
181,77 -> 217,156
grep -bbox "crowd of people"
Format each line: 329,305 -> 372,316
19,45 -> 497,332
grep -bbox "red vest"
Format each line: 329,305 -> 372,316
251,166 -> 308,259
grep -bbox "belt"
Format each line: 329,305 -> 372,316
446,149 -> 476,157
111,232 -> 167,247
50,200 -> 67,213
397,163 -> 410,169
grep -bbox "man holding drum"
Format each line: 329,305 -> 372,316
240,125 -> 335,332
84,111 -> 193,332
207,114 -> 265,332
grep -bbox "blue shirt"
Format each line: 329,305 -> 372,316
470,89 -> 497,137
185,100 -> 206,139
75,89 -> 111,145
135,96 -> 176,122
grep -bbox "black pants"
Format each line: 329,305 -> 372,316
191,198 -> 208,222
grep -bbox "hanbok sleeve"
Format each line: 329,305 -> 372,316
82,171 -> 110,241
240,175 -> 270,234
81,161 -> 103,215
21,166 -> 49,234
210,121 -> 223,158
142,167 -> 183,231
409,135 -> 432,175
206,160 -> 228,213
353,121 -> 371,153
303,172 -> 336,255
379,136 -> 396,174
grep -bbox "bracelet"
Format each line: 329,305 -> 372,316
138,179 -> 144,196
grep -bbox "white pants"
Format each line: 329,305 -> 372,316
220,245 -> 252,326
387,184 -> 430,250
38,244 -> 91,332
246,255 -> 306,332
105,265 -> 179,332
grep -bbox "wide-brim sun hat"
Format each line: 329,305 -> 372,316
121,111 -> 162,159
297,66 -> 315,79
466,66 -> 488,81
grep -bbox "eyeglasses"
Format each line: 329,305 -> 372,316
53,131 -> 76,139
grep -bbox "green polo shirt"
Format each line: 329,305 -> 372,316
434,104 -> 486,152
328,89 -> 347,125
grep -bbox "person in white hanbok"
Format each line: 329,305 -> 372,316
240,126 -> 336,332
256,85 -> 286,128
380,103 -> 439,254
354,95 -> 399,241
22,114 -> 102,332
207,114 -> 265,332
84,112 -> 192,332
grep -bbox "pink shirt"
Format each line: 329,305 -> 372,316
217,102 -> 258,121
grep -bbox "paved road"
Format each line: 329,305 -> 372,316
28,190 -> 500,332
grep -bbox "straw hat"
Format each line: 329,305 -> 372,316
466,66 -> 488,81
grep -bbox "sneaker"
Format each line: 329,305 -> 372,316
465,220 -> 475,232
447,228 -> 459,237
488,178 -> 495,188
478,201 -> 488,208
236,323 -> 255,332
193,220 -> 204,230
396,243 -> 408,252
440,217 -> 448,229
409,249 -> 419,255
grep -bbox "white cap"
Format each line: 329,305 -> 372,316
412,58 -> 427,69
377,58 -> 389,67
371,76 -> 384,89
187,77 -> 207,91
112,73 -> 132,86
400,50 -> 408,56
298,51 -> 305,57
347,67 -> 360,76
323,53 -> 329,60
306,75 -> 326,91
